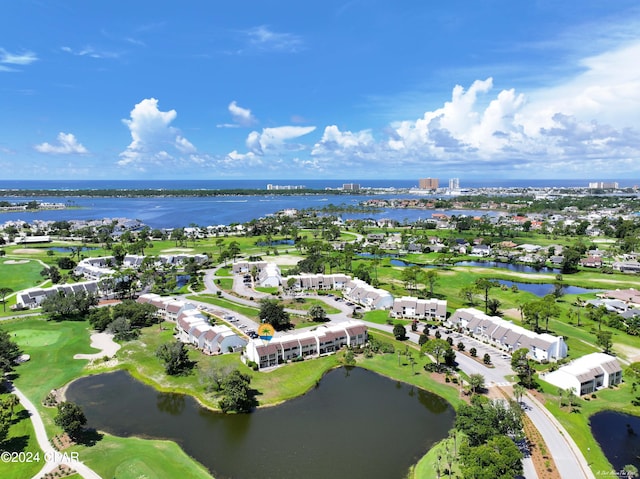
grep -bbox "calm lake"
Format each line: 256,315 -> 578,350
496,280 -> 600,297
590,410 -> 640,471
66,368 -> 455,479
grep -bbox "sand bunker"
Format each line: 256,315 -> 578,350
4,259 -> 30,264
74,332 -> 121,360
12,248 -> 41,254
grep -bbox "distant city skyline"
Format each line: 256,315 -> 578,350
2,1 -> 640,181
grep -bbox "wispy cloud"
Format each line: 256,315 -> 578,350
0,48 -> 37,72
61,45 -> 120,59
242,25 -> 303,53
35,132 -> 88,155
0,48 -> 38,65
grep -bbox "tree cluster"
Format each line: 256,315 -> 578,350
87,300 -> 158,340
156,341 -> 194,376
0,393 -> 20,444
0,329 -> 21,373
54,401 -> 87,440
456,395 -> 524,479
259,299 -> 291,331
218,369 -> 257,413
39,290 -> 99,321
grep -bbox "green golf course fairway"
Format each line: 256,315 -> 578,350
13,329 -> 62,347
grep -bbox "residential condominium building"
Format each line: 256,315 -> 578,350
244,320 -> 367,369
390,296 -> 447,321
175,307 -> 247,355
419,178 -> 439,190
542,352 -> 622,395
288,273 -> 350,291
343,278 -> 394,310
446,307 -> 567,361
15,281 -> 101,309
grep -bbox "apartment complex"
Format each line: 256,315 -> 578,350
244,320 -> 367,369
418,178 -> 439,190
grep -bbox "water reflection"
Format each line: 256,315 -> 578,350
67,368 -> 455,479
497,280 -> 599,297
156,393 -> 186,416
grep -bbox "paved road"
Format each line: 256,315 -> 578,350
10,382 -> 102,479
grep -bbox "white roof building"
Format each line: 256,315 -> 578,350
542,352 -> 622,395
390,296 -> 447,320
447,307 -> 567,361
244,320 -> 368,369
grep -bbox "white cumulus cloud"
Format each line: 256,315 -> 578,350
118,98 -> 202,169
35,132 -> 88,154
228,101 -> 256,126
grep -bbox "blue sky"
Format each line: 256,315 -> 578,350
2,1 -> 640,181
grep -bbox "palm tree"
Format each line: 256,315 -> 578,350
0,287 -> 13,312
513,384 -> 526,406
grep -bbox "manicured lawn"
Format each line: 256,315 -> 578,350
281,297 -> 341,314
0,256 -> 46,291
535,377 -> 635,475
0,400 -> 43,479
72,436 -> 212,479
214,278 -> 234,290
1,317 -> 214,479
188,294 -> 260,320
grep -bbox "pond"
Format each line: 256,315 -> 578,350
255,239 -> 295,246
590,410 -> 640,471
389,259 -> 438,268
496,280 -> 600,297
66,368 -> 455,479
47,246 -> 98,253
454,260 -> 560,274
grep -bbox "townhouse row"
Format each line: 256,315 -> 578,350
447,307 -> 568,361
244,321 -> 367,369
137,293 -> 247,355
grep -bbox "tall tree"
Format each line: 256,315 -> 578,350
475,278 -> 497,314
156,341 -> 193,375
259,299 -> 291,331
423,338 -> 451,371
424,269 -> 439,297
218,369 -> 257,413
54,401 -> 87,439
0,287 -> 13,312
0,329 -> 21,373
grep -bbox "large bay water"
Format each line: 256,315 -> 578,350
66,368 -> 455,479
0,193 -> 497,229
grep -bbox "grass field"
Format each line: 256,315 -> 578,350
187,294 -> 261,320
0,399 -> 44,479
0,317 -> 214,479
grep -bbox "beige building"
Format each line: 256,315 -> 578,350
419,178 -> 439,190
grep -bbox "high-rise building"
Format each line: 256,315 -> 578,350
342,183 -> 361,191
588,182 -> 618,189
448,178 -> 460,190
419,178 -> 439,190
